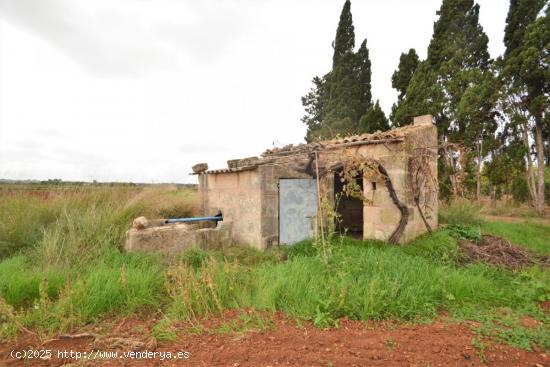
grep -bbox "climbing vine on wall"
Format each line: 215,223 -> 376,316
339,155 -> 409,244
407,147 -> 438,233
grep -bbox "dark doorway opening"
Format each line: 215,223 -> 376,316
334,172 -> 364,238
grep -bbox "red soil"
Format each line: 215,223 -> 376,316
1,312 -> 548,367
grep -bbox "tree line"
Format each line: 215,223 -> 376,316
301,0 -> 549,214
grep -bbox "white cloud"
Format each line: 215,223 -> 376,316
0,0 -> 252,76
0,0 -> 508,183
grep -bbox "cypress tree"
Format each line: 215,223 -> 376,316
427,0 -> 490,72
358,100 -> 389,134
302,0 -> 377,141
356,39 -> 373,117
322,0 -> 362,135
391,49 -> 419,99
391,61 -> 445,127
390,48 -> 420,126
332,0 -> 355,68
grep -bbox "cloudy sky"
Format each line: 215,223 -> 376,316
0,0 -> 508,183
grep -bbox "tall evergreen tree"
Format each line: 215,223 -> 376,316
426,0 -> 490,138
302,0 -> 380,141
394,0 -> 491,130
301,76 -> 327,142
390,48 -> 420,126
391,49 -> 420,99
391,61 -> 446,127
322,0 -> 362,135
332,0 -> 355,68
503,0 -> 545,58
392,0 -> 492,197
356,39 -> 373,117
358,100 -> 390,134
501,0 -> 548,213
457,68 -> 501,199
323,52 -> 363,131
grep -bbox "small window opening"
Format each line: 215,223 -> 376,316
371,182 -> 377,191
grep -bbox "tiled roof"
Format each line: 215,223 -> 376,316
203,166 -> 258,175
193,120 -> 433,174
262,124 -> 428,157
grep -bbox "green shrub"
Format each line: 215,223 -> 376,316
511,176 -> 530,203
446,224 -> 482,242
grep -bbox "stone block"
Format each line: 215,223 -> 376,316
192,163 -> 208,174
381,207 -> 400,225
413,115 -> 433,126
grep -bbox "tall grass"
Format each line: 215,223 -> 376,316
0,195 -> 60,259
0,186 -> 197,335
0,186 -> 197,268
483,201 -> 540,218
163,235 -> 549,326
157,235 -> 550,348
439,198 -> 484,226
0,187 -> 548,350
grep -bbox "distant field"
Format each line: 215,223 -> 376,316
0,186 -> 548,357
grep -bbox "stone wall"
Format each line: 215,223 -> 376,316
201,169 -> 264,248
198,115 -> 438,248
400,117 -> 439,242
125,221 -> 232,253
359,119 -> 437,243
311,117 -> 438,244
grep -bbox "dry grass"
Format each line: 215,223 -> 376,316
439,199 -> 484,226
0,185 -> 198,265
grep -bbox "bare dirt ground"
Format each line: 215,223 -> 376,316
1,311 -> 548,367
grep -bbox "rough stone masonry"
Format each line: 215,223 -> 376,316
193,115 -> 438,251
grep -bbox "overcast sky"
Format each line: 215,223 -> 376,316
0,0 -> 509,183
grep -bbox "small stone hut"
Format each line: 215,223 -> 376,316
194,115 -> 438,250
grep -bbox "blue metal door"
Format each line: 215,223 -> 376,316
279,179 -> 317,244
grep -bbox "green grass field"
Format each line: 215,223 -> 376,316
0,187 -> 548,351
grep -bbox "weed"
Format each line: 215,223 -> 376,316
471,336 -> 487,363
313,298 -> 339,329
152,317 -> 178,341
402,230 -> 459,265
0,297 -> 19,339
177,248 -> 210,269
385,337 -> 397,350
447,224 -> 481,242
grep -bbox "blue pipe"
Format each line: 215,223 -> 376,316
165,216 -> 223,224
